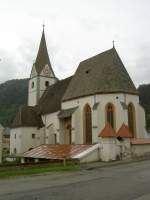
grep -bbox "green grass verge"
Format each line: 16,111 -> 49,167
0,164 -> 80,178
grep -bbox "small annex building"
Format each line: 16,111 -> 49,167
10,27 -> 148,162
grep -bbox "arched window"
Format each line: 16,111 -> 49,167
31,82 -> 34,88
83,104 -> 92,144
32,134 -> 36,139
54,134 -> 57,144
128,103 -> 136,136
45,81 -> 49,87
14,148 -> 17,154
106,103 -> 115,129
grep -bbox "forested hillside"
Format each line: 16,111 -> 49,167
0,78 -> 149,129
138,84 -> 150,129
0,79 -> 28,126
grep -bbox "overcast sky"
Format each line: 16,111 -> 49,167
0,0 -> 150,86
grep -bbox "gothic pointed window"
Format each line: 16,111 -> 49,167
128,103 -> 136,137
106,103 -> 115,129
83,104 -> 92,144
14,148 -> 17,154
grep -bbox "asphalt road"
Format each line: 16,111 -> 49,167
1,160 -> 150,200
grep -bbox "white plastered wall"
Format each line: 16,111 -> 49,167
28,77 -> 38,106
42,112 -> 60,144
28,63 -> 57,107
61,93 -> 146,144
42,108 -> 81,144
99,138 -> 132,161
38,76 -> 57,99
99,138 -> 117,161
28,76 -> 56,106
62,96 -> 95,144
10,127 -> 44,154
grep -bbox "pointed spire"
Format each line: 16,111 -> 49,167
34,26 -> 55,76
43,23 -> 45,30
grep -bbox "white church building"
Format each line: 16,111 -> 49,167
10,28 -> 149,162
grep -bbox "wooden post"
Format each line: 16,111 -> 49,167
63,159 -> 66,167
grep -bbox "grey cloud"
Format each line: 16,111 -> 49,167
134,45 -> 150,84
0,50 -> 19,83
0,0 -> 150,86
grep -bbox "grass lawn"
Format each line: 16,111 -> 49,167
0,163 -> 80,179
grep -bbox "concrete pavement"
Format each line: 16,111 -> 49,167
1,160 -> 150,199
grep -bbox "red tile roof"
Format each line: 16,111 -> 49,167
98,123 -> 116,137
117,124 -> 133,138
131,139 -> 150,145
21,144 -> 93,160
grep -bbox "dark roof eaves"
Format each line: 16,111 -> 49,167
11,125 -> 41,129
40,107 -> 60,115
38,76 -> 73,115
63,90 -> 139,102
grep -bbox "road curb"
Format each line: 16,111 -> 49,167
81,157 -> 150,170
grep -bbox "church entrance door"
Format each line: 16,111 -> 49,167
64,117 -> 72,144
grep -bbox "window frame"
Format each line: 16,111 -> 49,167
32,133 -> 36,139
105,103 -> 115,129
128,102 -> 136,137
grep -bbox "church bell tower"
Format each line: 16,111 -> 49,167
28,26 -> 57,106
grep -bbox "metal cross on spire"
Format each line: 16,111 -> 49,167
113,40 -> 115,48
42,20 -> 45,30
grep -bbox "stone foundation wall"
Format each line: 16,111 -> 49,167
131,144 -> 150,158
100,138 -> 150,162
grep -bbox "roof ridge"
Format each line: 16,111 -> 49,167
80,48 -> 114,64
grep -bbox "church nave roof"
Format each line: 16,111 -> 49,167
63,47 -> 138,101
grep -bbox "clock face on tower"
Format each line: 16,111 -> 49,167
43,67 -> 49,74
43,65 -> 50,76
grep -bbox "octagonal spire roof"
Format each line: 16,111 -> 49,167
34,27 -> 55,76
